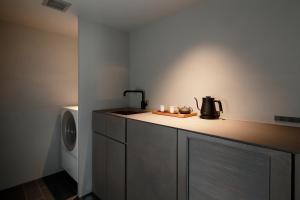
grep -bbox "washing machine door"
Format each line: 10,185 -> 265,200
62,111 -> 77,151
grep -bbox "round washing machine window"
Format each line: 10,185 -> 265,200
62,111 -> 77,151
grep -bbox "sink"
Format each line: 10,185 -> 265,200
110,109 -> 148,115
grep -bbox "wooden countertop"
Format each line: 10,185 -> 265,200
94,110 -> 300,154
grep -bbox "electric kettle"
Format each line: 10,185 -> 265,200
194,96 -> 223,119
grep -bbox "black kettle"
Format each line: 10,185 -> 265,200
194,96 -> 223,119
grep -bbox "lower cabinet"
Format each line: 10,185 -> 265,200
93,133 -> 106,200
93,112 -> 294,200
178,130 -> 292,200
127,119 -> 177,200
296,155 -> 300,200
93,133 -> 125,200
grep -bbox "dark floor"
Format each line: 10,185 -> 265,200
0,171 -> 98,200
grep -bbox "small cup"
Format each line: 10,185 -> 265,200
169,106 -> 176,114
160,105 -> 165,112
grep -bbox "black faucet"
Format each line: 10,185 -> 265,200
123,90 -> 148,109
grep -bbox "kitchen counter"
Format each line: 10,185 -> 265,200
94,109 -> 300,154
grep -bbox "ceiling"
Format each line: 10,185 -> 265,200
0,0 -> 199,38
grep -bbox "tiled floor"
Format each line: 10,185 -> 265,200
0,171 -> 99,200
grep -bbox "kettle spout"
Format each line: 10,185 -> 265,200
194,97 -> 200,111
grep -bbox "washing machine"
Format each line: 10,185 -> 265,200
61,106 -> 78,182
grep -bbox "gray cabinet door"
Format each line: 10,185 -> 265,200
296,155 -> 300,200
178,130 -> 292,200
106,115 -> 126,143
92,112 -> 106,134
107,138 -> 125,200
92,112 -> 126,143
127,120 -> 177,200
93,133 -> 125,200
93,133 -> 107,200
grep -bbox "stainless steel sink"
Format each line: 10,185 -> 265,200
110,108 -> 148,115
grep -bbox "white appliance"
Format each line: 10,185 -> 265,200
61,106 -> 78,182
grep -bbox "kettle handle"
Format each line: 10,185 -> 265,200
194,97 -> 200,111
214,100 -> 223,113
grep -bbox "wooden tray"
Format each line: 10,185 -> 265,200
152,111 -> 197,118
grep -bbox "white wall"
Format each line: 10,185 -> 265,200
78,17 -> 129,196
0,20 -> 77,190
129,0 -> 300,124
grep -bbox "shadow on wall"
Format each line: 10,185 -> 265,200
0,107 -> 67,190
43,113 -> 62,177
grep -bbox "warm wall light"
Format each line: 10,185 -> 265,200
154,43 -> 245,106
